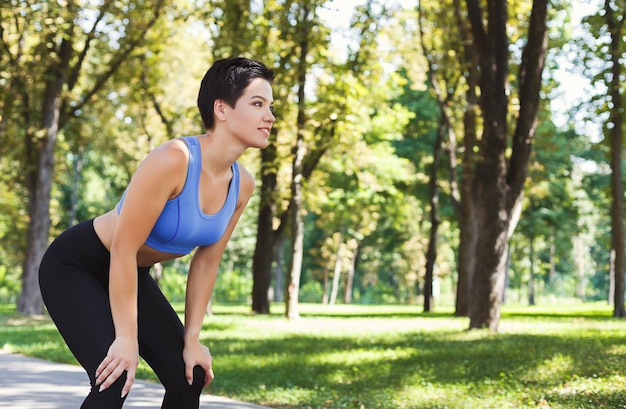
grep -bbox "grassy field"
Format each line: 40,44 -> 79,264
2,302 -> 626,408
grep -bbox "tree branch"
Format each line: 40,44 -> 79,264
66,0 -> 114,92
507,0 -> 549,209
64,0 -> 167,121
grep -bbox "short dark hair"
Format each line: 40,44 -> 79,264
197,57 -> 274,130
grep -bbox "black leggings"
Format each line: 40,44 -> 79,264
39,220 -> 205,409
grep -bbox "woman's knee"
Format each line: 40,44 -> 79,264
81,372 -> 127,409
167,364 -> 205,392
162,365 -> 205,409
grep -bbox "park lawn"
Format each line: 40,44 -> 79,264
2,302 -> 626,408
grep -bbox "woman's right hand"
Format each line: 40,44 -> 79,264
95,336 -> 139,398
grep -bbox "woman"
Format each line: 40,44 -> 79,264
38,57 -> 275,408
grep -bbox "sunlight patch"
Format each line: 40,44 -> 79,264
524,353 -> 574,384
260,386 -> 314,405
550,374 -> 626,397
605,344 -> 626,355
315,347 -> 415,366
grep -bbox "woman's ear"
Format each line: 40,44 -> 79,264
214,99 -> 227,122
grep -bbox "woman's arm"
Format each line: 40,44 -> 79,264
95,140 -> 188,397
182,164 -> 255,386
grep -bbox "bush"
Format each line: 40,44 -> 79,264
299,281 -> 324,303
157,268 -> 187,303
355,282 -> 398,304
212,269 -> 252,304
0,265 -> 20,304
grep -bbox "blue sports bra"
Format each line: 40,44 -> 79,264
116,136 -> 240,255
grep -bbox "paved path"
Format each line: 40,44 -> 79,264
0,350 -> 270,409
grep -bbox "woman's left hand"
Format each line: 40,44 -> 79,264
183,340 -> 214,387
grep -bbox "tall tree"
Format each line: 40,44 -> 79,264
603,0 -> 625,317
285,2 -> 312,320
409,0 -> 479,316
2,0 -> 168,315
452,0 -> 480,317
250,0 -> 319,314
251,0 -> 360,315
464,0 -> 549,330
416,0 -> 462,312
192,0 -> 285,314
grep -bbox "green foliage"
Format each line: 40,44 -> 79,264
0,179 -> 26,302
0,265 -> 20,304
510,121 -> 582,299
298,280 -> 324,303
156,267 -> 188,304
3,303 -> 626,408
354,281 -> 398,304
213,269 -> 254,304
156,252 -> 255,305
0,0 -> 622,315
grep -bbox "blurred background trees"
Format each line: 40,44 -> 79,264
0,0 -> 623,332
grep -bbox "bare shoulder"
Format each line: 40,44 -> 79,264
236,163 -> 255,202
130,138 -> 190,197
148,138 -> 189,165
137,138 -> 189,176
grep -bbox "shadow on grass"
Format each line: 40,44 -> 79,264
542,388 -> 626,408
297,310 -> 455,319
0,319 -> 76,364
3,304 -> 625,408
501,310 -> 616,320
202,326 -> 626,408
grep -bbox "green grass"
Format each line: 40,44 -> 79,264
2,302 -> 626,408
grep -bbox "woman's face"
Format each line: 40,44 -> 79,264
222,77 -> 275,149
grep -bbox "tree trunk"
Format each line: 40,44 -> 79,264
284,4 -> 311,320
322,268 -> 330,304
343,241 -> 358,304
609,248 -> 616,306
69,148 -> 86,226
528,238 -> 535,306
452,0 -> 479,317
251,143 -> 278,314
465,0 -> 549,331
151,262 -> 163,285
16,1 -> 166,316
604,0 -> 625,318
548,232 -> 556,285
454,167 -> 478,317
17,31 -> 73,315
285,211 -> 303,320
329,242 -> 342,306
503,246 -> 510,303
423,115 -> 444,313
18,134 -> 55,315
573,236 -> 587,299
273,233 -> 285,302
417,0 -> 461,315
468,168 -> 509,331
